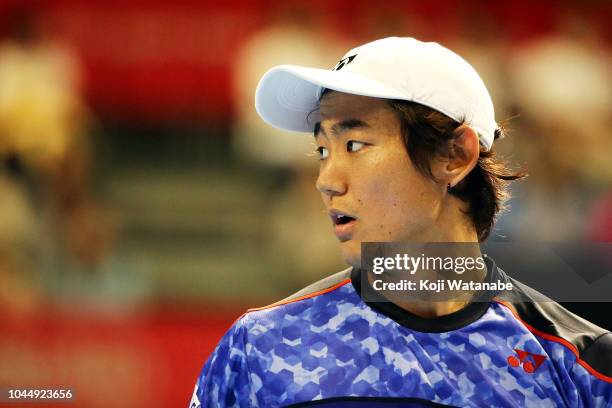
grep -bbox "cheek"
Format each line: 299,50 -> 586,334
356,151 -> 440,235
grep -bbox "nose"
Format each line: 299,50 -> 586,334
316,160 -> 347,198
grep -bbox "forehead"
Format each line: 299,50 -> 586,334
318,92 -> 397,124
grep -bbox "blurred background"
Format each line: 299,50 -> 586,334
0,0 -> 609,406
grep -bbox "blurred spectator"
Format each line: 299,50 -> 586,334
498,17 -> 612,241
450,10 -> 514,126
0,11 -> 84,175
0,165 -> 42,326
231,8 -> 347,285
0,11 -> 128,311
509,16 -> 612,183
231,7 -> 345,169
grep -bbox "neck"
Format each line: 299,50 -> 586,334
382,201 -> 485,318
420,195 -> 480,243
390,246 -> 485,318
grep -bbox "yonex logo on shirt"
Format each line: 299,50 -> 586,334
507,348 -> 547,373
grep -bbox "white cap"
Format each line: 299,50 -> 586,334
255,37 -> 498,150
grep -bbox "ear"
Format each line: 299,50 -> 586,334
431,125 -> 480,189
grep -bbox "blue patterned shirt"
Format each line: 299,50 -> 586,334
190,259 -> 612,407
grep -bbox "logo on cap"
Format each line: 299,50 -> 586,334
333,54 -> 356,71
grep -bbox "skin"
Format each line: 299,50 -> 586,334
314,92 -> 483,317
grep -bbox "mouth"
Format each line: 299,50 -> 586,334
329,209 -> 357,241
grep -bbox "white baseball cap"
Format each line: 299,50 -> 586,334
255,37 -> 499,150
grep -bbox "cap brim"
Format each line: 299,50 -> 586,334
255,65 -> 406,133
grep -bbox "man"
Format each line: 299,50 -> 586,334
190,37 -> 612,407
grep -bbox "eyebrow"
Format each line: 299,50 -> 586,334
314,119 -> 370,138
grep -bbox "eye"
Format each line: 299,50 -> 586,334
347,140 -> 366,152
316,146 -> 329,160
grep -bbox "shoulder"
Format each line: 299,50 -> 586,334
246,267 -> 354,314
495,276 -> 612,381
227,267 -> 355,329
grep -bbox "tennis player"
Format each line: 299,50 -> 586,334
190,37 -> 612,407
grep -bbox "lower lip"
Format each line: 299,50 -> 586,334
333,220 -> 356,241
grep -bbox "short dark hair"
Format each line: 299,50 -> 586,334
387,99 -> 526,241
317,89 -> 526,242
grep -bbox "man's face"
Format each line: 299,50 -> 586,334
315,92 -> 445,267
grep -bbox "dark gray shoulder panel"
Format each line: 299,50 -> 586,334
277,267 -> 353,304
581,333 -> 612,377
497,277 -> 609,357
